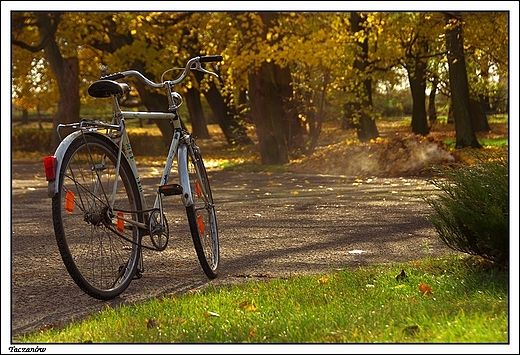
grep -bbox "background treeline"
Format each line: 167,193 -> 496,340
11,11 -> 509,162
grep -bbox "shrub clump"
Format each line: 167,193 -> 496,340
425,155 -> 509,268
12,126 -> 52,152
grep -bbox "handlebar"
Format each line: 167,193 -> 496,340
100,55 -> 223,88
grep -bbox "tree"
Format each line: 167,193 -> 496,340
181,12 -> 252,145
395,13 -> 441,136
12,12 -> 80,151
193,70 -> 252,145
244,12 -> 292,164
428,73 -> 439,125
348,12 -> 379,142
445,12 -> 481,148
464,12 -> 509,118
405,36 -> 430,136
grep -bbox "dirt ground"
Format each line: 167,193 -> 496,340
7,159 -> 460,340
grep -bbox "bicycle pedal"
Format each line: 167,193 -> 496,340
159,183 -> 183,196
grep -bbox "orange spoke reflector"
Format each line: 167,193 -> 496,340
197,215 -> 205,234
117,212 -> 124,232
195,180 -> 202,198
65,190 -> 75,213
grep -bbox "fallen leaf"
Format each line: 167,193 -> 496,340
238,301 -> 258,312
204,311 -> 220,317
318,277 -> 328,284
418,281 -> 433,295
239,300 -> 255,310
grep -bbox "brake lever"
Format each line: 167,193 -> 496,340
192,62 -> 219,79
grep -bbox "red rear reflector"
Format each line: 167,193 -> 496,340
43,156 -> 57,181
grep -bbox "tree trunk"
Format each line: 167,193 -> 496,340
21,109 -> 28,125
470,99 -> 491,132
445,12 -> 481,148
51,57 -> 80,150
33,12 -> 81,152
248,63 -> 289,165
428,74 -> 438,126
407,56 -> 429,135
350,12 -> 379,142
198,77 -> 252,145
276,64 -> 305,155
185,87 -> 210,139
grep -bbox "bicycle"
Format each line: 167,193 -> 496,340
43,55 -> 222,300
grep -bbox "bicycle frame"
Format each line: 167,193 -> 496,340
47,101 -> 194,232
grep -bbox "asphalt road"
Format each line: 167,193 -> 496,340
9,160 -> 456,339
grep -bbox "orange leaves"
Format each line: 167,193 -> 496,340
418,281 -> 433,296
394,269 -> 433,296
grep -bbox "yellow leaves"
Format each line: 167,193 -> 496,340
318,277 -> 328,284
266,32 -> 279,42
239,300 -> 258,312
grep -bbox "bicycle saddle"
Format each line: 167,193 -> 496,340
88,80 -> 130,98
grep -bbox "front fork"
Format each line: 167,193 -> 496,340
147,133 -> 195,239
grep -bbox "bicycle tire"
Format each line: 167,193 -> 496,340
52,133 -> 143,300
184,143 -> 219,279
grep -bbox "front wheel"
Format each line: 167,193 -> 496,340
185,144 -> 219,279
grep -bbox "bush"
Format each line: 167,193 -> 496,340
12,126 -> 52,152
425,155 -> 509,268
12,126 -> 167,157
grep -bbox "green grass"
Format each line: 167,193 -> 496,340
444,137 -> 508,149
15,255 -> 508,344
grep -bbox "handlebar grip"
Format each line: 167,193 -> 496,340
199,55 -> 223,63
100,72 -> 125,81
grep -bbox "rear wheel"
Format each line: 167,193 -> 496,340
185,143 -> 219,278
52,133 -> 142,300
